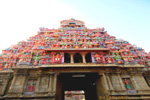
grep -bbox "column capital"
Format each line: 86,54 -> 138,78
80,52 -> 88,55
81,53 -> 87,63
68,52 -> 76,55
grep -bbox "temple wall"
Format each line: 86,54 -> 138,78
144,75 -> 150,86
6,70 -> 27,96
96,73 -> 109,100
1,69 -> 56,100
130,73 -> 150,94
0,71 -> 13,97
38,76 -> 49,92
100,71 -> 150,96
110,74 -> 122,90
1,68 -> 150,100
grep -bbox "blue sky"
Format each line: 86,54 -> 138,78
0,0 -> 149,53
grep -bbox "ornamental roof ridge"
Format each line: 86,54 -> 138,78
60,18 -> 85,25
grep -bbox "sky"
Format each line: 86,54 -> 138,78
0,0 -> 150,53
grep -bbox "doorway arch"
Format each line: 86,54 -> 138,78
73,53 -> 83,63
60,73 -> 98,100
85,53 -> 92,63
64,53 -> 70,63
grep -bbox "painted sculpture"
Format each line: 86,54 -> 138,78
27,80 -> 36,92
0,18 -> 150,69
54,53 -> 62,63
123,79 -> 132,90
0,63 -> 3,70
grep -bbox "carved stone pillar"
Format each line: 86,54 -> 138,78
21,74 -> 27,94
48,73 -> 53,93
117,73 -> 126,90
130,73 -> 139,90
35,75 -> 41,93
139,74 -> 150,89
8,74 -> 17,93
53,73 -> 57,92
82,52 -> 86,63
103,73 -> 109,91
0,72 -> 12,96
106,74 -> 114,93
69,53 -> 75,63
81,52 -> 87,63
7,69 -> 28,96
46,72 -> 57,98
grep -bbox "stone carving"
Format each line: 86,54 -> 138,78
123,79 -> 132,90
26,80 -> 37,92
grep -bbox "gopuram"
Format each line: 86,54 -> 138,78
0,18 -> 150,100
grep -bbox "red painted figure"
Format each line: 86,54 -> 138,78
94,53 -> 101,63
55,53 -> 62,63
28,80 -> 35,92
0,63 -> 3,70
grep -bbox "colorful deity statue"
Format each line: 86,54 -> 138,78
123,57 -> 128,62
32,52 -> 42,65
123,79 -> 132,90
4,63 -> 8,68
42,52 -> 46,56
18,58 -> 31,65
75,45 -> 79,49
12,63 -> 16,67
82,44 -> 88,48
94,53 -> 103,63
0,63 -> 3,70
8,63 -> 12,68
40,53 -> 52,64
27,80 -> 36,92
18,58 -> 25,63
40,59 -> 46,64
123,51 -> 128,56
106,57 -> 112,63
87,41 -> 92,48
128,57 -> 134,62
33,60 -> 38,66
54,53 -> 62,63
113,53 -> 123,64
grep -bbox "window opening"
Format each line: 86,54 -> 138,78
74,53 -> 83,63
85,53 -> 92,63
64,53 -> 70,63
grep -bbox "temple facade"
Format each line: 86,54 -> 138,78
0,18 -> 150,100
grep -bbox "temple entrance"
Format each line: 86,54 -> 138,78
85,53 -> 92,63
64,53 -> 71,63
60,73 -> 98,100
73,53 -> 83,63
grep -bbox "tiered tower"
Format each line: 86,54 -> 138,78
0,18 -> 150,100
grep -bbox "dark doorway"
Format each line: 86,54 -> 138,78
61,73 -> 98,100
85,53 -> 92,63
64,53 -> 70,63
74,53 -> 83,63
